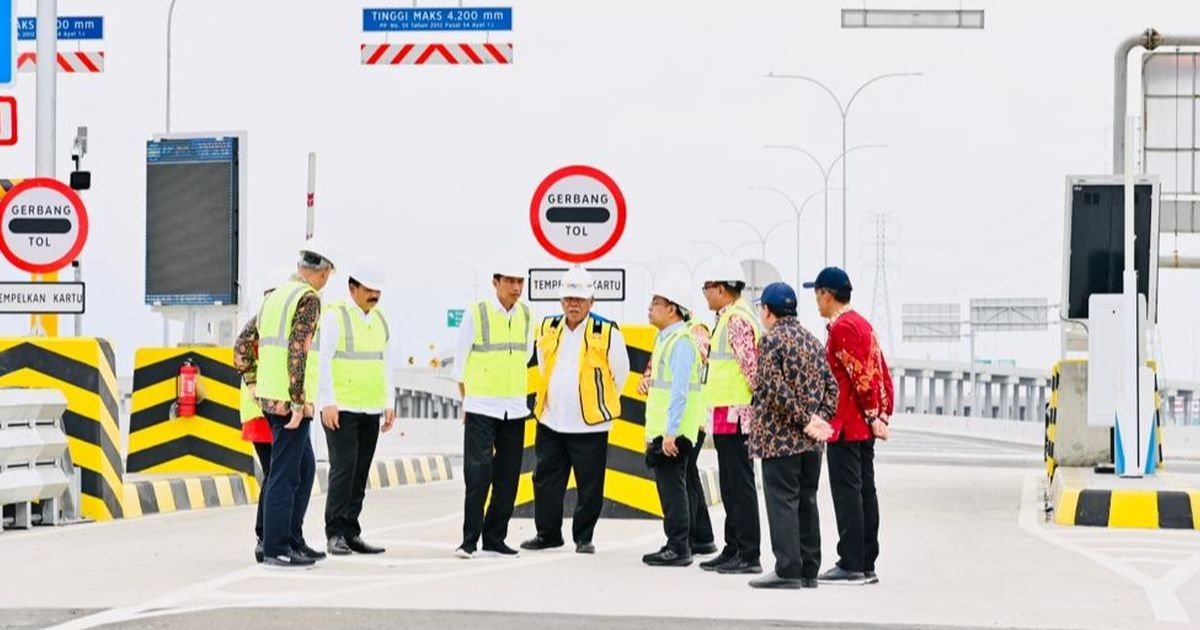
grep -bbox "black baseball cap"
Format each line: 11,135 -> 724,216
802,267 -> 852,291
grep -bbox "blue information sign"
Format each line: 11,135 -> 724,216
17,15 -> 104,41
363,7 -> 512,32
1,0 -> 13,88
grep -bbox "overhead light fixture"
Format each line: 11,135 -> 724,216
842,9 -> 985,29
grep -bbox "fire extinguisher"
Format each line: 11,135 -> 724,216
177,359 -> 199,418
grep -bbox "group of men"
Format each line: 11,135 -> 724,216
235,241 -> 395,567
452,255 -> 894,590
231,242 -> 894,589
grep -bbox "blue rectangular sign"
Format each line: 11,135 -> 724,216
363,7 -> 512,32
1,0 -> 13,88
17,15 -> 104,41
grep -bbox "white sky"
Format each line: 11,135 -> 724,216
1,0 -> 1198,381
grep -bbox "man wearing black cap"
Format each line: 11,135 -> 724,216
802,267 -> 894,586
748,282 -> 838,589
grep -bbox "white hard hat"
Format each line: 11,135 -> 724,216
698,255 -> 746,284
299,238 -> 338,270
652,269 -> 695,315
349,258 -> 387,292
559,267 -> 594,299
492,255 -> 528,279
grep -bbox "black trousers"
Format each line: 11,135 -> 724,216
651,449 -> 690,555
253,441 -> 272,540
532,424 -> 608,544
461,412 -> 526,549
762,451 -> 823,580
826,439 -> 880,573
713,432 -> 762,561
323,411 -> 382,540
687,431 -> 715,546
262,414 -> 316,558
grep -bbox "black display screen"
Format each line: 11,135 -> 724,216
1066,183 -> 1155,320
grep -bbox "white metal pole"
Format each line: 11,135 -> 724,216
306,152 -> 316,239
1120,116 -> 1141,476
165,0 -> 180,133
35,0 -> 56,177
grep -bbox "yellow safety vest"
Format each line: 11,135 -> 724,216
256,278 -> 320,404
239,381 -> 263,424
328,300 -> 390,410
533,314 -> 622,426
645,324 -> 704,442
462,299 -> 531,398
703,299 -> 761,407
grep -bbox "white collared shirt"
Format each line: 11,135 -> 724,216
451,296 -> 536,420
538,315 -> 630,434
317,301 -> 395,414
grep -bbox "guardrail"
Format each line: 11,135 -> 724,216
0,388 -> 81,530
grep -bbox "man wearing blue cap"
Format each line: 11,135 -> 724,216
748,282 -> 838,589
803,267 -> 894,586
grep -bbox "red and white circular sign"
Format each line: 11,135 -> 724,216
530,165 -> 626,264
0,178 -> 89,273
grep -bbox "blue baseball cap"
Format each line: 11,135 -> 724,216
802,267 -> 852,292
757,282 -> 798,316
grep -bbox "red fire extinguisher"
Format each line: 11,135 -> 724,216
177,359 -> 199,418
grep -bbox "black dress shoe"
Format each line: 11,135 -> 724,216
716,557 -> 763,575
295,543 -> 327,562
481,542 -> 520,557
575,542 -> 596,554
263,550 -> 316,568
642,549 -> 693,567
327,535 -> 353,556
699,548 -> 738,572
865,570 -> 879,584
749,572 -> 803,589
254,539 -> 264,564
520,535 -> 565,551
347,536 -> 385,554
691,542 -> 720,555
818,565 -> 869,584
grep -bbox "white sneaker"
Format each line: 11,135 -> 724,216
454,546 -> 475,559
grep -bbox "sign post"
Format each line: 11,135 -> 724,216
0,177 -> 88,332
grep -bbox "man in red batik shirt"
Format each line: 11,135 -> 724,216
803,267 -> 894,586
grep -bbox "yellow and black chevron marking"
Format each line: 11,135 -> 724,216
0,337 -> 124,521
1046,361 -> 1064,479
130,347 -> 254,476
121,474 -> 258,518
313,455 -> 454,495
1055,487 -> 1200,529
515,323 -> 669,519
0,178 -> 23,193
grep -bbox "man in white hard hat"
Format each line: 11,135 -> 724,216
451,257 -> 534,559
641,271 -> 705,567
318,258 -> 395,557
234,240 -> 336,568
521,267 -> 629,555
698,255 -> 763,575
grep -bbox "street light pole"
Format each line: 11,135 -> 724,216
766,71 -> 921,269
749,186 -> 843,288
764,143 -> 886,267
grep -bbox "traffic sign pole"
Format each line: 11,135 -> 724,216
33,0 -> 57,336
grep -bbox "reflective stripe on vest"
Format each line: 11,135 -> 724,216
533,314 -> 622,426
703,299 -> 761,407
329,301 -> 389,409
256,279 -> 319,403
645,326 -> 704,442
462,300 -> 531,399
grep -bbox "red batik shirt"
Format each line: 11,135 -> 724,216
825,307 -> 894,442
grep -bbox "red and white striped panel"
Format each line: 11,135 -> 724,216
361,43 -> 513,66
17,51 -> 105,73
